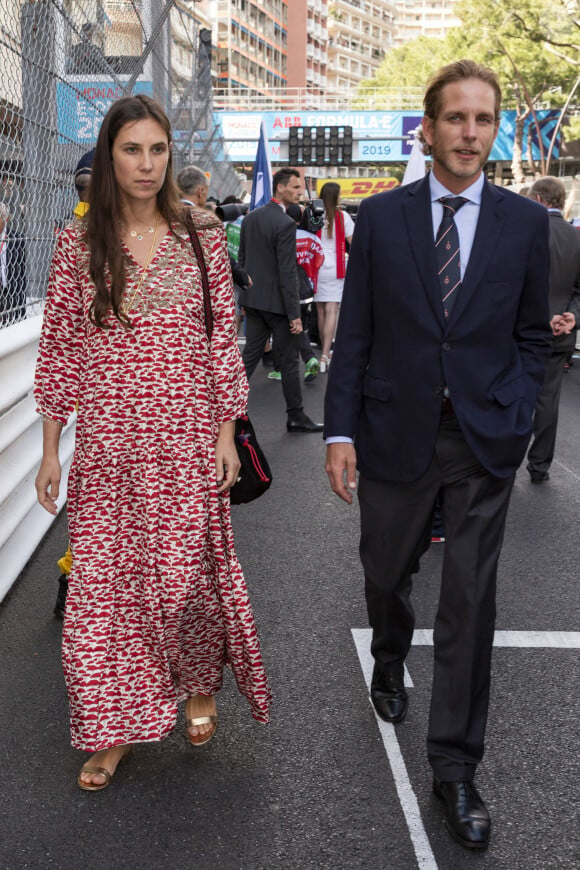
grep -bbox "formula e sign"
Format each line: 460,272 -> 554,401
217,110 -> 560,163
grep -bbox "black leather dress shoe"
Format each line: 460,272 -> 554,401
433,778 -> 491,850
528,469 -> 549,484
370,664 -> 408,723
286,415 -> 324,433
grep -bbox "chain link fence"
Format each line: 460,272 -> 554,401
0,0 -> 241,328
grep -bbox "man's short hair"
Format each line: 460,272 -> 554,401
272,167 -> 300,195
529,176 -> 566,211
418,59 -> 502,156
176,165 -> 208,195
424,59 -> 502,122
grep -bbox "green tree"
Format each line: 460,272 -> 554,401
456,0 -> 574,178
487,0 -> 579,68
356,0 -> 576,179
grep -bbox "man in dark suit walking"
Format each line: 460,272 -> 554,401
0,203 -> 26,325
239,168 -> 323,433
324,60 -> 551,849
525,176 -> 580,483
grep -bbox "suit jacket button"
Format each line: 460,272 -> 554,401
442,342 -> 450,351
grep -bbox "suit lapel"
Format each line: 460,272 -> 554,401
402,176 -> 446,327
447,180 -> 506,326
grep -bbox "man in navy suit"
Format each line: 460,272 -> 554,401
324,60 -> 551,850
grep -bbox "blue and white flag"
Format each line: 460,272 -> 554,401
250,121 -> 272,210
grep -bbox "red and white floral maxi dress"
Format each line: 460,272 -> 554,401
35,214 -> 271,751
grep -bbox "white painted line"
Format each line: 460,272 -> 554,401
352,629 -> 416,686
492,630 -> 580,648
408,629 -> 580,649
551,458 -> 580,482
351,630 -> 438,870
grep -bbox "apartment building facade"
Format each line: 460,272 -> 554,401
326,1 -> 397,94
212,0 -> 288,102
393,0 -> 461,44
287,0 -> 328,96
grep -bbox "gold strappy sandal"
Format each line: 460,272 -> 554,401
186,714 -> 218,746
77,745 -> 132,792
185,696 -> 218,746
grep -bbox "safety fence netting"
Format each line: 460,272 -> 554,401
0,0 -> 240,327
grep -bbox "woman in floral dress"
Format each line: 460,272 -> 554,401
34,95 -> 271,791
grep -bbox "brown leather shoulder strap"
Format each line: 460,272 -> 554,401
184,210 -> 213,340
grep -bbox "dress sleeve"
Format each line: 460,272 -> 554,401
34,226 -> 85,425
202,224 -> 249,423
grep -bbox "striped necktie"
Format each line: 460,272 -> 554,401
435,196 -> 468,318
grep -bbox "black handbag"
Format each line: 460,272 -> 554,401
185,212 -> 273,504
229,414 -> 273,504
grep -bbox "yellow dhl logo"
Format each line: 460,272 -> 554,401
324,178 -> 401,198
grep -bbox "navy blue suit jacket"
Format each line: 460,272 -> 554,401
324,174 -> 552,481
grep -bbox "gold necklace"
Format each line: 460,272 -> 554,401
129,224 -> 156,241
121,219 -> 157,241
121,213 -> 161,316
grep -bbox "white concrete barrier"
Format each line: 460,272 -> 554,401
0,317 -> 75,603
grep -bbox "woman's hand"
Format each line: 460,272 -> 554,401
215,421 -> 241,493
36,417 -> 64,514
35,454 -> 62,515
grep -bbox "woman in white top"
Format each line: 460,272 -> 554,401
315,182 -> 354,371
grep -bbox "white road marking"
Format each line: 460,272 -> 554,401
411,629 -> 580,648
352,627 -> 579,869
351,630 -> 438,870
551,458 -> 580,482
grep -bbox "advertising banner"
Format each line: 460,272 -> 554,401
57,77 -> 153,144
217,109 -> 560,164
328,177 -> 400,198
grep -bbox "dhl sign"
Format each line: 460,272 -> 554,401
324,177 -> 401,199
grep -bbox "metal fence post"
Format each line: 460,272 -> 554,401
21,1 -> 59,307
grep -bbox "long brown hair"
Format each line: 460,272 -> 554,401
320,181 -> 341,237
85,94 -> 183,328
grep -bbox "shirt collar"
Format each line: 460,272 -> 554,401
271,198 -> 286,212
429,170 -> 484,206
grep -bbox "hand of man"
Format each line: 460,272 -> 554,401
289,318 -> 303,334
550,312 -> 576,335
559,311 -> 576,333
326,442 -> 357,504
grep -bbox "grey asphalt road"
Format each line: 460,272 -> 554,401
1,354 -> 579,870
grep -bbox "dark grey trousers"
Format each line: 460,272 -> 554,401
242,306 -> 303,417
527,351 -> 568,475
358,411 -> 515,782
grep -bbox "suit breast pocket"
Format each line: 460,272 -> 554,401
485,264 -> 525,285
